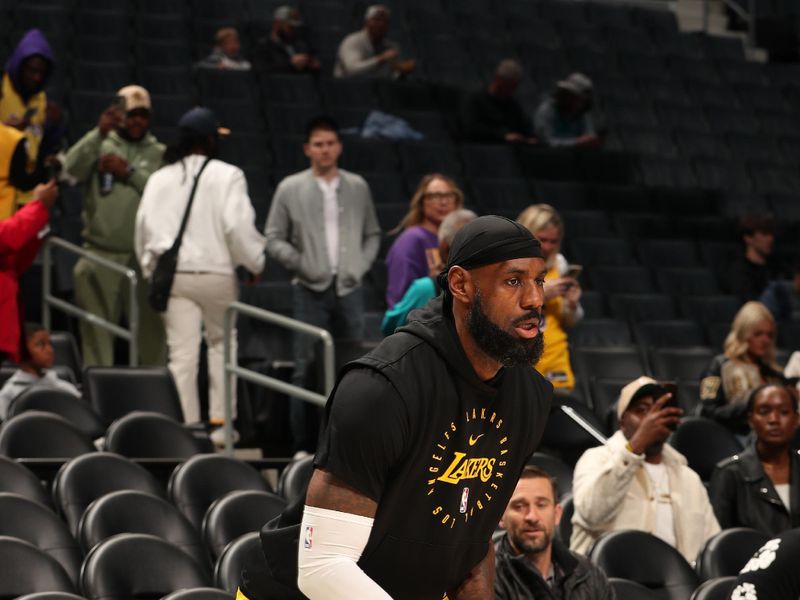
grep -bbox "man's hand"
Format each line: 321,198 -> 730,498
291,53 -> 312,69
378,48 -> 399,63
33,180 -> 59,210
627,393 -> 683,455
543,276 -> 579,301
98,105 -> 124,137
98,154 -> 130,179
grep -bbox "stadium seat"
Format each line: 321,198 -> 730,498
338,138 -> 399,174
634,320 -> 707,348
657,267 -> 722,297
638,240 -> 700,269
679,296 -> 742,324
540,395 -> 608,466
573,346 -> 649,381
649,347 -> 715,384
81,534 -> 210,600
695,528 -> 770,581
7,389 -> 104,441
276,454 -> 314,505
588,530 -> 700,600
71,61 -> 134,93
668,417 -> 742,481
561,210 -> 615,239
689,577 -> 737,600
53,453 -> 165,536
202,490 -> 287,560
589,266 -> 657,295
532,180 -> 588,210
168,455 -> 272,528
609,294 -> 679,323
318,77 -> 377,108
376,81 -> 437,111
0,456 -> 52,508
78,490 -> 210,574
516,147 -> 581,182
570,319 -> 633,347
608,578 -> 662,600
138,66 -> 195,96
214,531 -> 260,593
0,493 -> 82,586
0,536 -> 76,597
104,412 -> 204,459
83,367 -> 184,428
397,141 -> 462,178
49,332 -> 82,384
614,214 -> 675,240
556,494 -> 573,544
570,239 -> 635,266
15,594 -> 86,600
587,377 -> 631,430
527,453 -> 573,499
160,588 -> 232,600
578,291 -> 607,318
0,412 -> 95,460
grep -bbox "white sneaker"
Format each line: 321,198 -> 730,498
210,426 -> 240,447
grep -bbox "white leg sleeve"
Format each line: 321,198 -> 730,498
297,505 -> 393,599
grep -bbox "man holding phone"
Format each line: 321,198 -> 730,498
63,85 -> 166,367
570,376 -> 720,564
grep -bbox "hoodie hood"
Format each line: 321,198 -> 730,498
4,29 -> 54,97
399,295 -> 501,395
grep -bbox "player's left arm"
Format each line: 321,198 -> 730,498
448,542 -> 496,600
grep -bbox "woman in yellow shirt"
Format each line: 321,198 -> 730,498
518,204 -> 582,390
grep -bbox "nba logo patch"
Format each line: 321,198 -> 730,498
303,526 -> 313,549
459,487 -> 469,514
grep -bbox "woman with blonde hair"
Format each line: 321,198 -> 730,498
700,301 -> 786,435
384,173 -> 463,307
517,203 -> 582,390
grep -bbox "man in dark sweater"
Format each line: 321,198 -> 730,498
496,466 -> 615,600
258,5 -> 320,74
461,59 -> 536,144
728,214 -> 786,303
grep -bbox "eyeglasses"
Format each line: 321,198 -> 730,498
423,191 -> 458,203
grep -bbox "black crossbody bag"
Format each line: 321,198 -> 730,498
147,157 -> 211,312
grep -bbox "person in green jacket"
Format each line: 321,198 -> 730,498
63,85 -> 166,366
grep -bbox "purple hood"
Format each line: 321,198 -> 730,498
4,29 -> 54,98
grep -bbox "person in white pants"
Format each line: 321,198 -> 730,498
135,107 -> 265,445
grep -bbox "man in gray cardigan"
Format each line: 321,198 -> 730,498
265,115 -> 381,455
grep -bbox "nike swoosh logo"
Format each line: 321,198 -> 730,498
468,434 -> 484,446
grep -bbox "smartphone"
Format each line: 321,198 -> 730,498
566,264 -> 583,279
109,94 -> 126,112
659,381 -> 681,430
23,106 -> 38,121
425,247 -> 442,271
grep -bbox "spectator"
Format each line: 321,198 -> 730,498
63,85 -> 166,367
0,180 -> 57,363
0,322 -> 80,421
385,173 -> 463,307
334,5 -> 415,79
136,107 -> 265,445
534,73 -> 601,148
786,352 -> 800,397
0,122 -> 48,219
265,115 -> 381,456
259,5 -> 320,74
571,376 -> 720,563
381,208 -> 476,336
710,384 -> 800,535
728,213 -> 785,303
760,257 -> 800,322
495,465 -> 616,600
699,301 -> 786,437
518,204 -> 582,391
460,59 -> 536,144
0,29 -> 56,213
197,27 -> 252,71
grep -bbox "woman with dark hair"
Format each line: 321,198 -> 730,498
710,384 -> 800,535
384,173 -> 463,307
135,107 -> 265,446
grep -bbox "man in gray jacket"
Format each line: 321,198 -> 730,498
265,115 -> 381,455
495,465 -> 616,600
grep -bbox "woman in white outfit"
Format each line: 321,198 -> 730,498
135,107 -> 265,445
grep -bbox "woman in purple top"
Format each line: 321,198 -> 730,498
385,173 -> 463,307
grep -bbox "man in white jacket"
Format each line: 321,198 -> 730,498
570,376 -> 720,563
135,107 -> 265,445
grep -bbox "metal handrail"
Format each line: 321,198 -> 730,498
703,0 -> 756,49
222,301 -> 335,455
560,405 -> 608,445
42,237 -> 139,366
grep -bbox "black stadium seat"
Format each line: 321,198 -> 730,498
649,346 -> 715,384
690,577 -> 737,600
0,412 -> 95,460
695,528 -> 770,581
588,530 -> 700,600
104,412 -> 205,459
214,531 -> 260,593
160,589 -> 232,600
0,536 -> 76,597
573,346 -> 648,381
0,456 -> 52,508
570,319 -> 633,347
589,266 -> 657,295
7,389 -> 104,441
668,417 -> 742,482
527,453 -> 573,499
81,534 -> 210,600
608,578 -> 662,600
609,293 -> 679,323
15,593 -> 86,600
276,454 -> 315,505
634,320 -> 707,348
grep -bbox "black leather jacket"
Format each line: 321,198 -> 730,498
495,535 -> 616,600
709,444 -> 800,536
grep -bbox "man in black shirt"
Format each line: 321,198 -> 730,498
460,59 -> 537,144
240,215 -> 553,599
258,5 -> 320,74
495,466 -> 615,600
728,214 -> 785,303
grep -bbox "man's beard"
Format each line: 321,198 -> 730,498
467,291 -> 544,368
511,527 -> 552,556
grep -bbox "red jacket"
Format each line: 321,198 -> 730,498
0,200 -> 48,361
